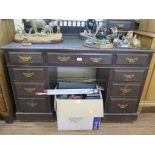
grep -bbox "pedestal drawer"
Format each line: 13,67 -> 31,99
47,53 -> 112,66
116,53 -> 150,65
10,67 -> 45,81
14,82 -> 45,97
113,69 -> 146,82
16,98 -> 51,113
111,83 -> 142,97
7,52 -> 43,65
108,97 -> 138,113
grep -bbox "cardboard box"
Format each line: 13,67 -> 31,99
55,82 -> 104,130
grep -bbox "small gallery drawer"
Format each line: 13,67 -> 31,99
16,98 -> 51,113
47,53 -> 112,66
10,67 -> 45,81
108,97 -> 138,113
0,94 -> 6,112
111,83 -> 142,97
108,20 -> 134,30
7,52 -> 43,65
116,53 -> 150,65
113,69 -> 146,82
14,82 -> 45,97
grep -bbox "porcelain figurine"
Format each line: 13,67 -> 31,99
26,19 -> 47,34
85,19 -> 97,34
96,25 -> 107,39
106,27 -> 118,41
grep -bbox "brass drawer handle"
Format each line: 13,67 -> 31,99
90,57 -> 102,63
126,57 -> 138,63
57,56 -> 70,62
26,102 -> 38,108
120,87 -> 131,95
24,88 -> 36,93
22,72 -> 35,78
117,104 -> 128,109
19,55 -> 32,63
117,23 -> 124,28
123,74 -> 135,81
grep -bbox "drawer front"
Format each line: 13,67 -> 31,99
111,83 -> 141,97
116,54 -> 150,65
113,69 -> 146,82
10,67 -> 45,81
108,20 -> 133,30
82,54 -> 112,65
16,98 -> 51,113
108,97 -> 138,113
47,53 -> 112,66
7,52 -> 43,65
0,94 -> 6,112
14,82 -> 45,97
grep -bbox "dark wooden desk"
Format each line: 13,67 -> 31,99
1,36 -> 154,122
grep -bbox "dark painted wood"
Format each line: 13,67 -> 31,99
16,97 -> 51,113
13,82 -> 46,97
108,97 -> 138,113
16,112 -> 53,121
116,53 -> 150,66
7,51 -> 43,65
1,35 -> 154,122
113,69 -> 146,82
107,20 -> 135,30
102,113 -> 138,122
9,67 -> 46,81
111,83 -> 142,97
47,52 -> 113,66
1,36 -> 153,53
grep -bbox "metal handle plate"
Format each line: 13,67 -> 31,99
26,102 -> 38,108
123,74 -> 135,81
120,87 -> 131,95
24,88 -> 36,93
117,104 -> 128,109
22,72 -> 35,78
90,57 -> 102,63
126,57 -> 138,63
19,55 -> 32,63
57,56 -> 70,62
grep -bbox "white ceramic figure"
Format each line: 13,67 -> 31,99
27,19 -> 47,34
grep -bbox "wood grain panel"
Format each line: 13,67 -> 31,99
0,20 -> 15,120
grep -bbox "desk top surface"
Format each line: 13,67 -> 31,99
1,35 -> 153,53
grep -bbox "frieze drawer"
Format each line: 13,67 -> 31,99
116,53 -> 150,65
14,82 -> 45,97
16,98 -> 51,113
113,69 -> 146,82
108,97 -> 138,113
111,83 -> 142,97
47,53 -> 113,66
7,52 -> 43,65
10,67 -> 45,81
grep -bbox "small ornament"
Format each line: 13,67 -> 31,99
21,36 -> 32,46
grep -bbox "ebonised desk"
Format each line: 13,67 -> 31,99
1,36 -> 154,122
